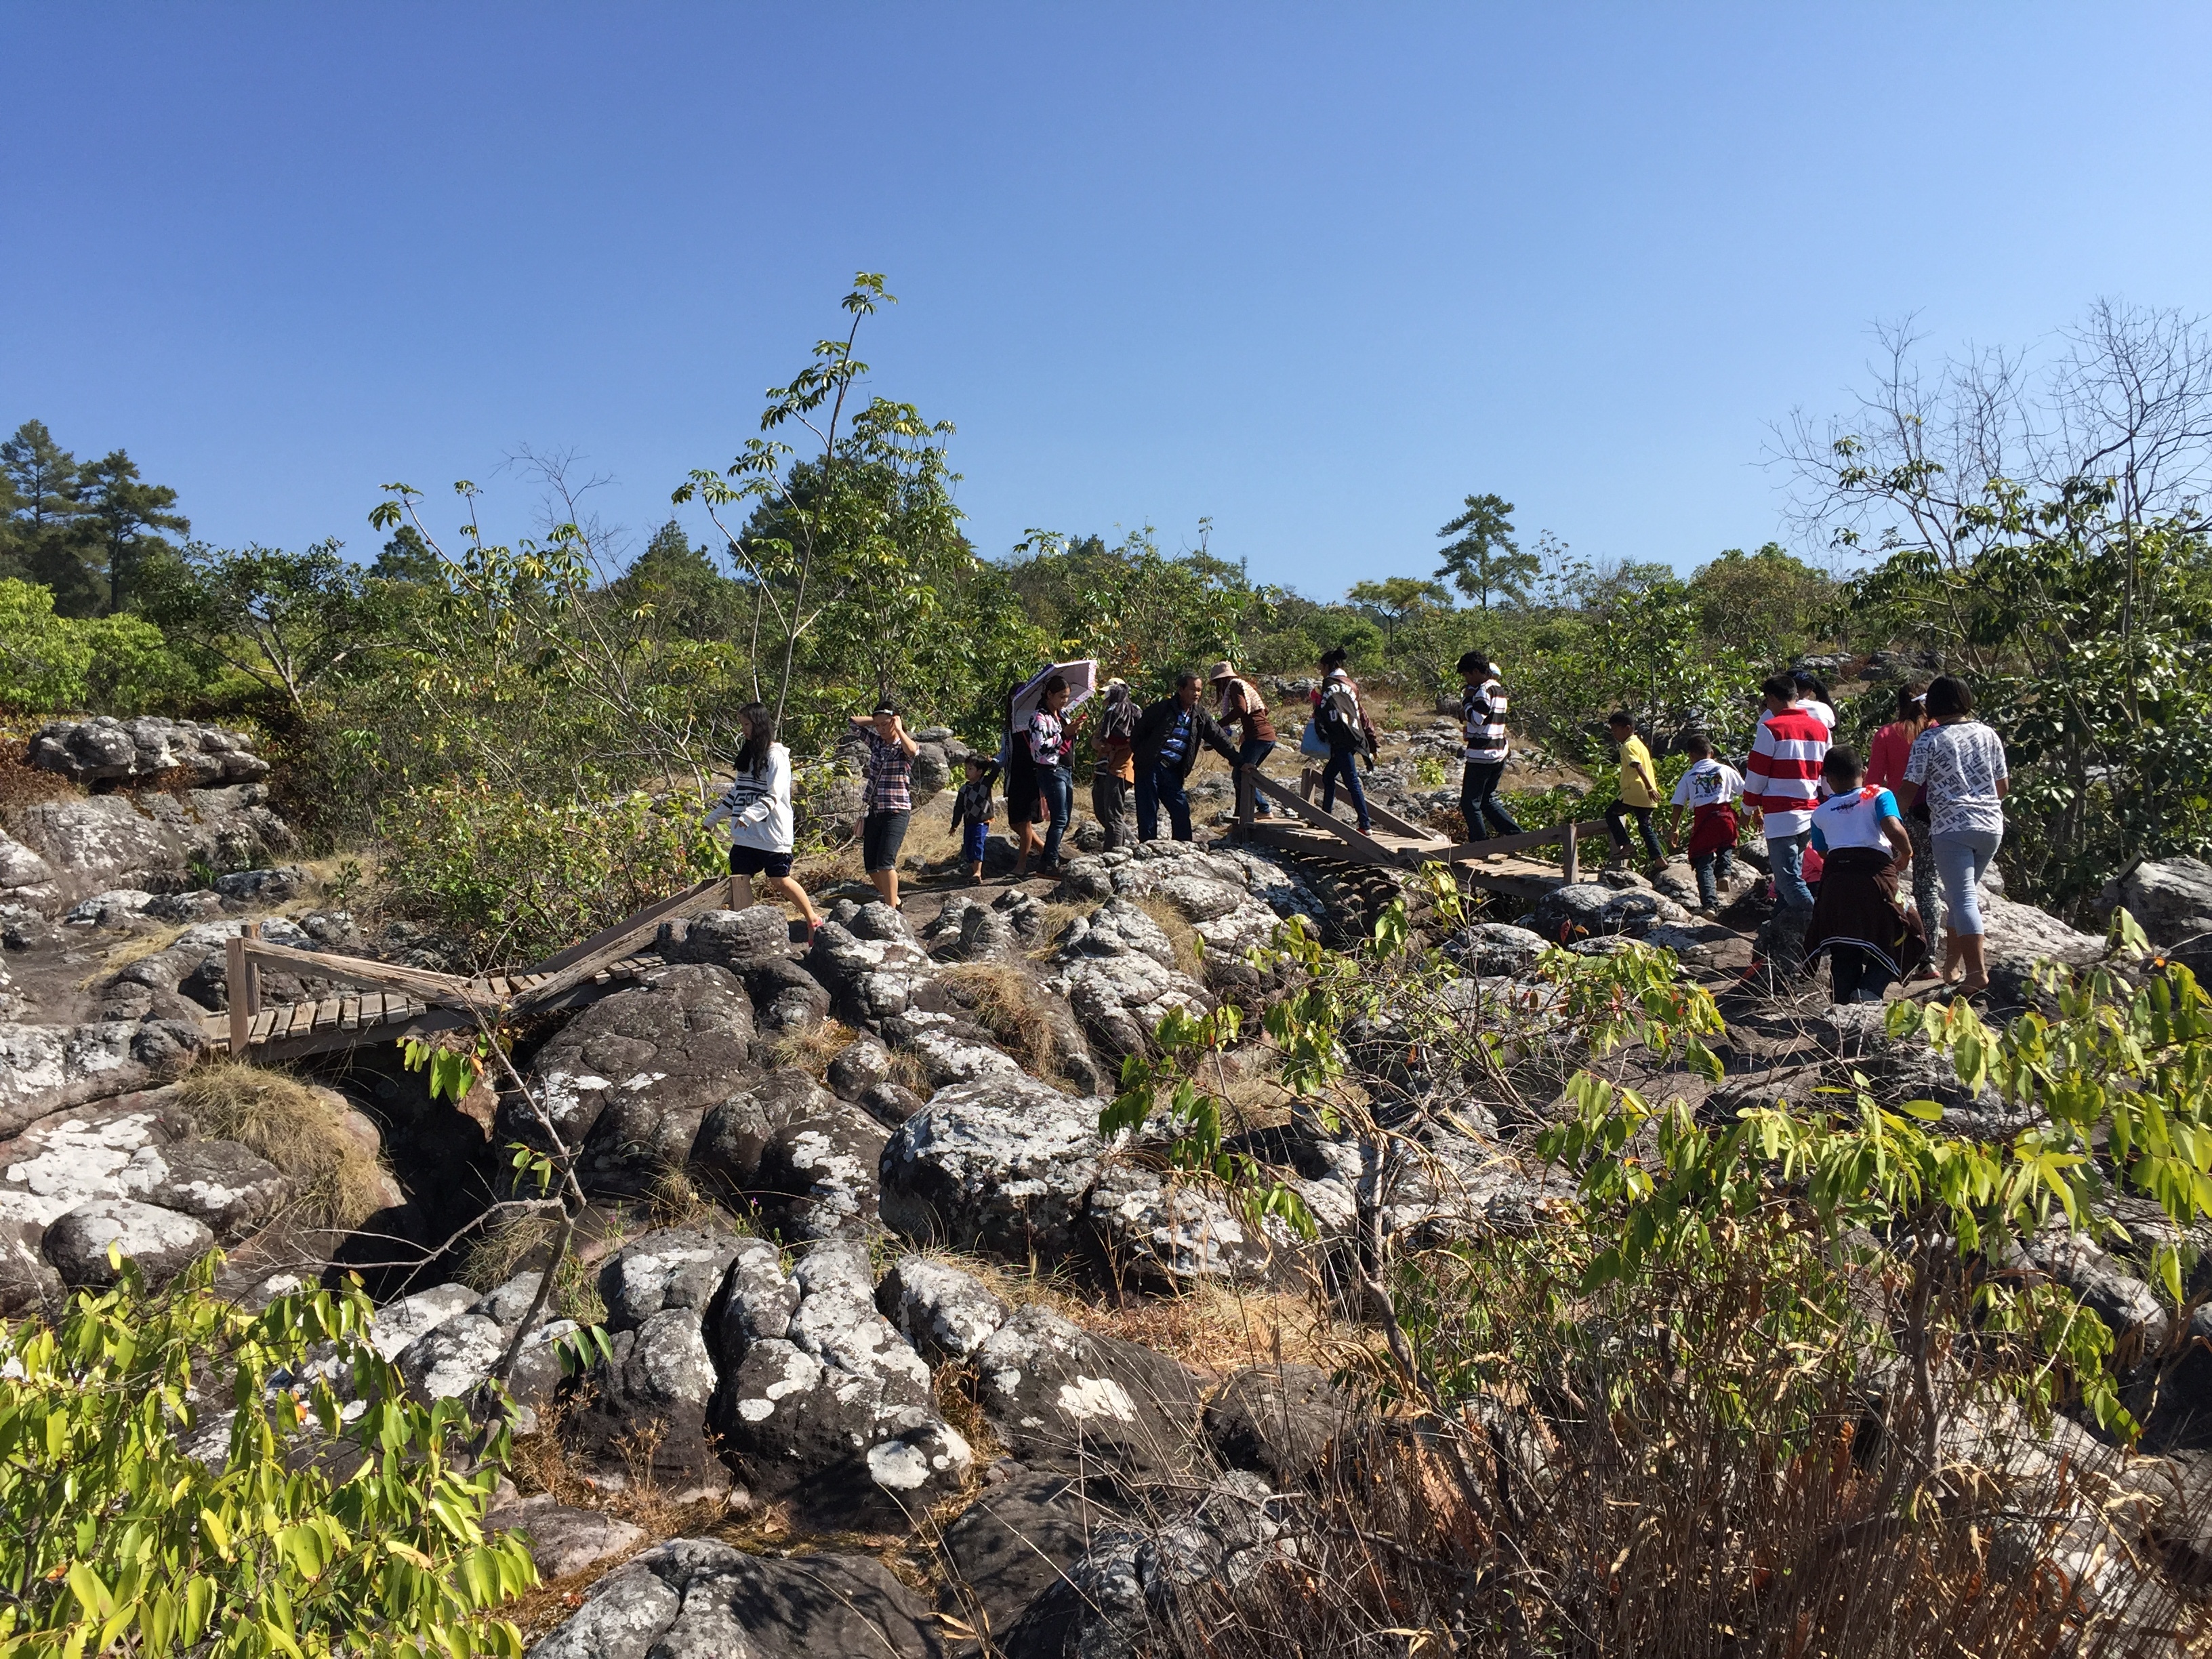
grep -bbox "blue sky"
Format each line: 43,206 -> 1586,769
5,3 -> 2209,598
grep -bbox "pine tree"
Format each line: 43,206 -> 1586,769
0,420 -> 98,614
78,449 -> 189,613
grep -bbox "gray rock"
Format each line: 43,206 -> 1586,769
487,1493 -> 644,1581
803,904 -> 941,1028
1204,1362 -> 1350,1485
512,964 -> 756,1197
2101,856 -> 2212,972
0,1091 -> 187,1230
2015,1232 -> 2172,1359
119,1140 -> 291,1240
29,716 -> 269,787
880,1073 -> 1111,1264
0,832 -> 60,908
656,905 -> 793,972
1045,899 -> 1212,1063
825,1035 -> 895,1101
9,786 -> 291,912
0,1019 -> 205,1139
0,1217 -> 62,1314
41,1197 -> 213,1288
1980,893 -> 2106,966
213,865 -> 310,905
531,1541 -> 940,1659
525,1557 -> 682,1659
709,1237 -> 801,1355
745,958 -> 831,1037
973,1304 -> 1202,1479
708,1240 -> 970,1528
876,1254 -> 1012,1366
909,741 -> 953,802
396,1313 -> 508,1400
692,1070 -> 886,1242
1085,1163 -> 1289,1288
1530,882 -> 1690,943
998,1471 -> 1287,1659
859,1080 -> 925,1128
367,1282 -> 477,1359
597,1229 -> 745,1332
937,1472 -> 1113,1649
1446,922 -> 1547,976
568,1307 -> 733,1499
64,888 -> 158,928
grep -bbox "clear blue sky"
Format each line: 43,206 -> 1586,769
5,3 -> 2209,598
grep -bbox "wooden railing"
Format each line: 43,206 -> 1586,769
220,876 -> 729,1053
1233,764 -> 1607,881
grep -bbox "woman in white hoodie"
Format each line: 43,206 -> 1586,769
704,702 -> 822,939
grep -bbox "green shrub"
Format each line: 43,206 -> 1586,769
378,781 -> 722,967
0,578 -> 202,715
0,1254 -> 535,1658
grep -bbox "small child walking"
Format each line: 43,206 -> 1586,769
1604,711 -> 1665,867
1664,733 -> 1744,915
950,754 -> 999,884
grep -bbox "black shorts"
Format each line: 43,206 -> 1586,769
1004,757 -> 1040,827
729,844 -> 794,880
862,810 -> 911,874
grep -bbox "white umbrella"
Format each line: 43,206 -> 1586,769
1008,659 -> 1099,728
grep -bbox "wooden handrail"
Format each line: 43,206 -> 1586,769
509,877 -> 728,1010
237,935 -> 498,1010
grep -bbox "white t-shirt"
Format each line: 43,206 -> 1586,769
1810,786 -> 1899,854
1670,758 -> 1744,810
705,744 -> 795,853
1904,721 -> 2008,838
1801,699 -> 1837,731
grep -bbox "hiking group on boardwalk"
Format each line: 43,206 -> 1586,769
708,642 -> 2009,1004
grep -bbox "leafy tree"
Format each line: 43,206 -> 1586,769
609,519 -> 747,642
1687,541 -> 1837,661
77,448 -> 189,615
674,273 -> 967,734
138,541 -> 388,721
1346,575 -> 1449,640
0,577 -> 197,714
1435,491 -> 1540,609
369,524 -> 444,586
0,419 -> 97,615
0,1253 -> 535,1658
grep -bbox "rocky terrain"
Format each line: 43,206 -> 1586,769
8,712 -> 2212,1652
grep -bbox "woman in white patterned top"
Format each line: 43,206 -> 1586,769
1898,675 -> 2009,996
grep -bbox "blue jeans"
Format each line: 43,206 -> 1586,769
1038,764 -> 1072,865
1460,760 -> 1521,839
1768,830 -> 1814,913
1238,737 -> 1277,815
1320,750 -> 1370,831
1606,800 -> 1662,862
1691,847 -> 1734,909
1136,766 -> 1192,842
1933,827 -> 2002,936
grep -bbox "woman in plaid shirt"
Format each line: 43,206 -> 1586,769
848,701 -> 919,909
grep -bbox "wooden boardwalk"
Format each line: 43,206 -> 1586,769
1240,767 -> 1604,901
209,769 -> 1601,1061
203,877 -> 735,1061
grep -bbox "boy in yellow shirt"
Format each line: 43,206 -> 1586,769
1605,710 -> 1664,867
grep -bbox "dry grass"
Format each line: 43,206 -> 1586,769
937,961 -> 1063,1079
763,1019 -> 858,1079
87,920 -> 196,982
457,1214 -> 611,1326
1136,895 -> 1206,980
0,742 -> 82,816
642,1165 -> 741,1234
1030,901 -> 1086,952
174,1059 -> 392,1230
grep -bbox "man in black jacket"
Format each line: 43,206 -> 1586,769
1132,670 -> 1244,842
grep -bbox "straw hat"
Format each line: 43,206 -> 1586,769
1206,660 -> 1237,683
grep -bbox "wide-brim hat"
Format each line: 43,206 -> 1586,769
1206,660 -> 1237,682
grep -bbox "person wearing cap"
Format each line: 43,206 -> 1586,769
1866,680 -> 1942,941
1091,678 -> 1140,851
850,701 -> 919,909
1209,660 -> 1277,819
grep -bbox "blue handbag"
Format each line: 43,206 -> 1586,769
1298,717 -> 1330,758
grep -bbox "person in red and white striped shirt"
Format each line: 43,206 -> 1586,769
1744,673 -> 1830,916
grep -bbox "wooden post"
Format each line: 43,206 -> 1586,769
1235,766 -> 1254,838
226,933 -> 249,1054
1562,821 -> 1580,886
244,921 -> 263,1019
